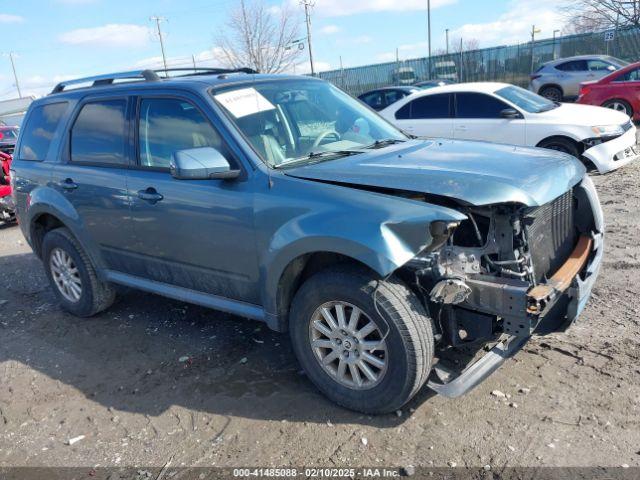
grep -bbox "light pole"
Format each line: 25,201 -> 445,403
530,25 -> 541,73
150,16 -> 168,73
300,0 -> 316,76
4,52 -> 22,98
552,29 -> 560,59
446,28 -> 449,55
427,0 -> 432,78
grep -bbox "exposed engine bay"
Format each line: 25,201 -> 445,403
400,179 -> 600,351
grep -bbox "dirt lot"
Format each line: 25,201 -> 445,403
1,163 -> 639,471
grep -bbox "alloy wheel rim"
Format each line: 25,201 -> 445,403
607,102 -> 628,114
49,247 -> 82,303
308,301 -> 387,390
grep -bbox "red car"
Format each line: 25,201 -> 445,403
0,151 -> 14,222
577,61 -> 640,120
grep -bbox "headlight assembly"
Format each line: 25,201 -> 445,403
591,124 -> 625,137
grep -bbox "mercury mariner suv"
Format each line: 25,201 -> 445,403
11,69 -> 604,413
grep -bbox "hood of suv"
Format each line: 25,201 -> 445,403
284,139 -> 585,207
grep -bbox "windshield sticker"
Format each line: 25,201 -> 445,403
214,88 -> 276,118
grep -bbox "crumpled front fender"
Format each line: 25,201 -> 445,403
258,178 -> 467,325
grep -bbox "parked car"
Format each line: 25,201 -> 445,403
358,86 -> 420,111
414,79 -> 455,89
0,151 -> 14,222
380,81 -> 637,173
577,61 -> 640,120
390,66 -> 416,85
0,125 -> 19,154
12,69 -> 603,413
529,55 -> 628,101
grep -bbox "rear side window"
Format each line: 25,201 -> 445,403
395,94 -> 450,120
18,102 -> 68,161
71,99 -> 127,166
455,93 -> 509,119
556,60 -> 588,72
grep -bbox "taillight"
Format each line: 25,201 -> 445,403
579,85 -> 591,97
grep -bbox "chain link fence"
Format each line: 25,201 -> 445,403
318,26 -> 640,96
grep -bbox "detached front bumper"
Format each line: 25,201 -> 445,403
428,177 -> 604,398
583,126 -> 639,173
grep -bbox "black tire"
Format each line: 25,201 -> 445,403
538,137 -> 580,158
42,227 -> 116,317
289,265 -> 434,414
539,85 -> 563,102
602,99 -> 633,118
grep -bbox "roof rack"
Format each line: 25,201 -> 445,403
51,70 -> 160,94
50,67 -> 258,94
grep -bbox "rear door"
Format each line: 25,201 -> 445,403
50,96 -> 136,271
452,92 -> 525,145
125,93 -> 260,303
392,93 -> 453,138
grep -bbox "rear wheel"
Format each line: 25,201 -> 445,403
602,99 -> 633,118
538,137 -> 580,158
289,265 -> 434,414
42,227 -> 116,317
539,86 -> 563,102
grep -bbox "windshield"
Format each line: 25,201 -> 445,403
212,79 -> 406,168
495,85 -> 558,113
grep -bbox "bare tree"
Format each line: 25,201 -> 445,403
561,0 -> 640,32
215,0 -> 302,74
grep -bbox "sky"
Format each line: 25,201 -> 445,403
0,0 -> 567,100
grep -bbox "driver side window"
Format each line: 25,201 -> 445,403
138,98 -> 225,169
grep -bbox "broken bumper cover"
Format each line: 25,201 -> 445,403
583,126 -> 639,173
429,180 -> 604,398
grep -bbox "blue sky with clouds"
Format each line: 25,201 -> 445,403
0,0 -> 565,100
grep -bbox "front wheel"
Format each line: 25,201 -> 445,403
289,266 -> 434,414
538,137 -> 580,158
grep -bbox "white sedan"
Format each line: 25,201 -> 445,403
379,82 -> 638,173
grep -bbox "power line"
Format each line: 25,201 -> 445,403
150,16 -> 169,73
300,0 -> 315,76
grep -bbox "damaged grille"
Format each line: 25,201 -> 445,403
524,189 -> 576,283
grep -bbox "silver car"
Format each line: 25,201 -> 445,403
529,54 -> 628,101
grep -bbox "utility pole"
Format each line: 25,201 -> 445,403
427,0 -> 432,78
530,24 -> 541,73
445,28 -> 449,55
300,0 -> 315,76
552,29 -> 560,59
150,16 -> 168,73
192,54 -> 197,72
4,53 -> 22,98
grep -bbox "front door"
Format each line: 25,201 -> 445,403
125,95 -> 260,303
452,92 -> 526,145
51,97 -> 135,271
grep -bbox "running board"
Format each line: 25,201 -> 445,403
427,336 -> 528,398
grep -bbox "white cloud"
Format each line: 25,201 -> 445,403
295,0 -> 457,17
59,24 -> 152,48
0,14 -> 24,23
319,24 -> 341,35
449,0 -> 563,47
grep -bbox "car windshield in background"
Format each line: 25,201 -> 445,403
606,56 -> 629,67
211,79 -> 406,168
495,85 -> 558,113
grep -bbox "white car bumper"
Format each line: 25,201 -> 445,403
583,126 -> 639,173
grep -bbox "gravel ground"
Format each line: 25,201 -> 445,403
0,163 -> 639,471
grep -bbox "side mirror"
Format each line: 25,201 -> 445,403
170,147 -> 240,180
500,108 -> 522,119
607,65 -> 617,71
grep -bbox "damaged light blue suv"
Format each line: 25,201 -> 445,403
11,69 -> 604,413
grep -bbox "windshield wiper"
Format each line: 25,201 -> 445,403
365,138 -> 407,149
275,149 -> 363,169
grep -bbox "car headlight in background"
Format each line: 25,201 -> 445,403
591,124 -> 625,137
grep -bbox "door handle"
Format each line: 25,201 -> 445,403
60,178 -> 78,191
137,187 -> 163,204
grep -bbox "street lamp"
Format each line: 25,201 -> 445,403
552,29 -> 560,59
530,25 -> 541,73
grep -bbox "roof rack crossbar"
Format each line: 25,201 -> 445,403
154,67 -> 258,76
51,69 -> 159,94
